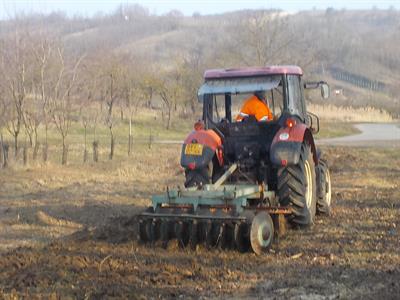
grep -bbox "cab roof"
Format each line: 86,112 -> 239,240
204,65 -> 303,80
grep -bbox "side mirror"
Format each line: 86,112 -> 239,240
321,83 -> 330,99
304,81 -> 330,99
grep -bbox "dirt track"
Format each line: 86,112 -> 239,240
0,146 -> 399,299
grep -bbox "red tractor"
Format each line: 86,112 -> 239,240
139,66 -> 332,254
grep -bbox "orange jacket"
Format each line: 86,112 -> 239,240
236,95 -> 273,122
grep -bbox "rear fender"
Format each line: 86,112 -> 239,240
180,129 -> 223,170
270,123 -> 318,166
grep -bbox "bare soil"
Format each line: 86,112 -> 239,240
0,146 -> 399,299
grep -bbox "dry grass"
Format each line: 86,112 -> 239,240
0,144 -> 183,252
308,103 -> 394,123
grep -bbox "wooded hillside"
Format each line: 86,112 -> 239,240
0,5 -> 399,164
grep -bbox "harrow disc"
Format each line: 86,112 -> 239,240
174,221 -> 190,247
234,211 -> 254,252
206,222 -> 222,248
234,222 -> 250,252
159,220 -> 173,248
250,212 -> 274,255
138,219 -> 152,242
188,221 -> 199,250
221,223 -> 235,249
149,220 -> 160,242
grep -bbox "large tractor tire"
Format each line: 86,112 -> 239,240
277,144 -> 317,226
316,160 -> 332,215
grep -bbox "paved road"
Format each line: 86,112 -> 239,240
317,123 -> 400,147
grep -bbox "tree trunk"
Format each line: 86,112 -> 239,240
2,144 -> 9,168
83,126 -> 88,163
23,145 -> 28,166
128,116 -> 132,156
27,131 -> 33,147
33,130 -> 39,160
43,123 -> 48,162
0,133 -> 4,167
93,141 -> 99,162
148,128 -> 153,149
109,128 -> 114,160
94,124 -> 97,142
42,143 -> 48,162
61,137 -> 68,165
166,106 -> 172,130
14,134 -> 18,158
0,141 -> 2,167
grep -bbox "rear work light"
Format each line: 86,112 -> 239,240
285,118 -> 296,128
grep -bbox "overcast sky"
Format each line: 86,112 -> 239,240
1,0 -> 399,19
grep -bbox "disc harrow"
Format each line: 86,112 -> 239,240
138,182 -> 291,255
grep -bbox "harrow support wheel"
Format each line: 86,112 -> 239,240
250,212 -> 274,255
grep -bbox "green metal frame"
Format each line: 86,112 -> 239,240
152,184 -> 275,213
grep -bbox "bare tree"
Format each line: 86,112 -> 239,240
120,61 -> 150,155
49,47 -> 84,165
96,54 -> 124,160
227,11 -> 294,66
1,30 -> 31,158
0,97 -> 9,167
152,69 -> 182,130
105,72 -> 118,160
178,48 -> 205,114
32,36 -> 53,161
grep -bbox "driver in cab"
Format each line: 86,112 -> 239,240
236,91 -> 273,122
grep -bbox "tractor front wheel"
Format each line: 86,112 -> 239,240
277,144 -> 317,226
317,160 -> 332,215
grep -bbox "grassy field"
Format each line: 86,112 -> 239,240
0,144 -> 399,298
2,104 -> 384,167
315,121 -> 361,139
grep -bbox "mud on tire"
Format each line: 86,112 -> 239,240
277,144 -> 317,226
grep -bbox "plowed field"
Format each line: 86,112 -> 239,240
0,146 -> 399,299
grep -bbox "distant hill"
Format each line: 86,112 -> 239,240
0,6 -> 399,115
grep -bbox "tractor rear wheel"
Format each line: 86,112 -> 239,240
277,144 -> 317,226
184,162 -> 213,188
317,160 -> 332,215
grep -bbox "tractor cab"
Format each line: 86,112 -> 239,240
198,66 -> 329,136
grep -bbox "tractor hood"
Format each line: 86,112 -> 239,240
197,75 -> 281,102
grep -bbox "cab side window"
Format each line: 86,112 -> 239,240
287,75 -> 305,121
